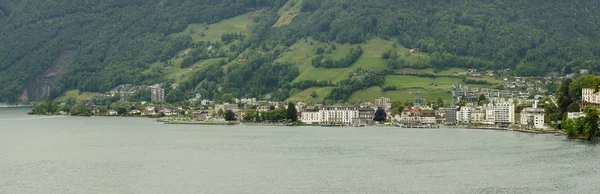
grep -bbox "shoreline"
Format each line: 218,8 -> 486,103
19,113 -> 598,141
164,121 -> 240,125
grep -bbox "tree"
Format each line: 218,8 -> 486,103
391,101 -> 404,115
217,109 -> 224,116
31,101 -> 58,115
562,117 -> 585,137
583,106 -> 599,140
66,97 -> 77,106
436,97 -> 445,108
543,99 -> 560,125
70,104 -> 91,116
116,107 -> 127,115
286,102 -> 298,122
569,75 -> 597,98
59,105 -> 72,113
130,89 -> 151,102
557,79 -> 573,118
477,94 -> 488,106
315,47 -> 325,54
373,108 -> 387,122
243,109 -> 258,122
222,93 -> 234,103
567,102 -> 580,112
225,110 -> 236,121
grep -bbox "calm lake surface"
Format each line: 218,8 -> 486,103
1,108 -> 599,193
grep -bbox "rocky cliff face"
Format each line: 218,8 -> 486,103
21,50 -> 77,102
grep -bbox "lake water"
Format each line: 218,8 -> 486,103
1,108 -> 599,193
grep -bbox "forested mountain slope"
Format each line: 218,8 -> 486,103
0,0 -> 599,103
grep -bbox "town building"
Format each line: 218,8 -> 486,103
215,103 -> 239,113
442,107 -> 458,124
470,107 -> 486,124
521,108 -> 544,129
151,86 -> 165,103
567,112 -> 586,120
110,84 -> 146,102
375,97 -> 392,110
582,88 -> 600,104
456,107 -> 472,124
358,108 -> 375,120
400,106 -> 420,124
300,106 -> 360,125
419,109 -> 436,124
483,102 -> 515,125
520,101 -> 545,129
435,109 -> 447,124
301,110 -> 321,125
353,108 -> 376,126
235,98 -> 258,105
321,106 -> 359,125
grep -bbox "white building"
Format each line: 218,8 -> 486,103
321,106 -> 359,125
301,110 -> 321,125
521,108 -> 545,129
235,98 -> 258,105
483,104 -> 496,125
300,106 -> 359,125
483,102 -> 515,125
582,88 -> 600,104
567,112 -> 586,120
457,107 -> 472,123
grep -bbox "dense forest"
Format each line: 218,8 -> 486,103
1,0 -> 600,102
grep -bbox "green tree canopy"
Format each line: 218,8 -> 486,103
225,110 -> 236,121
374,108 -> 387,122
286,103 -> 298,122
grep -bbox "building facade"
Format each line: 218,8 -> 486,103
301,110 -> 321,125
215,104 -> 239,113
375,97 -> 392,110
419,110 -> 437,124
443,108 -> 458,124
520,108 -> 545,129
494,102 -> 515,124
582,88 -> 600,105
400,107 -> 419,124
457,107 -> 472,123
300,106 -> 360,125
151,87 -> 165,103
483,102 -> 515,125
470,107 -> 486,124
321,106 -> 359,125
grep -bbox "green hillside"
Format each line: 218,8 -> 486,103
1,0 -> 599,103
289,38 -> 429,83
172,12 -> 259,43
